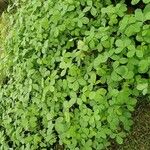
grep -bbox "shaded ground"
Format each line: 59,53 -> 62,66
110,99 -> 150,150
0,0 -> 8,14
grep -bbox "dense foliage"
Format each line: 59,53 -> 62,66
0,0 -> 150,149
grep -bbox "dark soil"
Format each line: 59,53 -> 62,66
0,0 -> 8,14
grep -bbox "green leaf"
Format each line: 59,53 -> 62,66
115,39 -> 124,47
89,40 -> 95,49
78,78 -> 87,86
69,98 -> 76,107
68,5 -> 75,11
135,9 -> 144,22
145,11 -> 150,21
142,88 -> 148,95
116,136 -> 123,144
115,66 -> 128,77
91,7 -> 97,16
131,0 -> 140,5
82,17 -> 89,24
77,40 -> 88,51
89,116 -> 95,126
41,17 -> 49,29
138,60 -> 149,73
144,4 -> 150,20
115,48 -> 123,54
99,130 -> 106,139
77,98 -> 83,105
113,61 -> 120,69
55,118 -> 65,133
111,71 -> 122,81
50,85 -> 55,92
124,71 -> 134,79
136,50 -> 143,58
125,22 -> 142,36
143,0 -> 150,4
67,76 -> 76,83
127,51 -> 135,58
81,94 -> 87,102
64,111 -> 70,122
54,28 -> 59,37
78,20 -> 83,27
64,101 -> 69,109
61,69 -> 66,77
70,91 -> 77,98
93,56 -> 102,68
94,54 -> 108,68
137,83 -> 148,91
89,91 -> 96,100
119,16 -> 129,31
87,0 -> 93,6
119,58 -> 128,64
72,81 -> 79,91
90,72 -> 96,84
83,6 -> 91,13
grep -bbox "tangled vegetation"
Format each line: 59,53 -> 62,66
0,0 -> 150,149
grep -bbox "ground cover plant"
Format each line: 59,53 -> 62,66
109,99 -> 150,150
0,0 -> 150,149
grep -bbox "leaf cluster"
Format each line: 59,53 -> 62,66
0,0 -> 149,149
